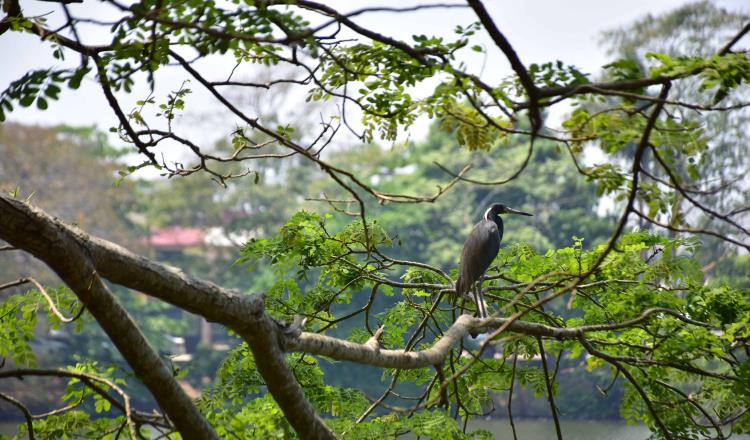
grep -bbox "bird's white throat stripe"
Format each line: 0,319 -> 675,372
484,207 -> 493,221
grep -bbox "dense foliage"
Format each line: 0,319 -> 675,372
1,1 -> 749,439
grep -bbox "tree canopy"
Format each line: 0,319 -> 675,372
1,1 -> 749,439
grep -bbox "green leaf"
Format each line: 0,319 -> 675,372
19,95 -> 35,107
45,84 -> 61,99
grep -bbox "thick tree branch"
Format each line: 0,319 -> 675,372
0,196 -> 217,439
0,194 -> 333,440
719,21 -> 750,55
529,77 -> 669,105
467,0 -> 540,132
285,308 -> 707,369
0,0 -> 21,36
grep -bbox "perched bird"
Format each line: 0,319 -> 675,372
457,203 -> 533,319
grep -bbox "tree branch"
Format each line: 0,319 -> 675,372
0,193 -> 333,440
0,392 -> 35,439
0,196 -> 217,439
0,193 -> 729,437
467,0 -> 540,132
0,368 -> 154,437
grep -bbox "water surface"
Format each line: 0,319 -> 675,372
469,419 -> 651,440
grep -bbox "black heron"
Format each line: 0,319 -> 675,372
457,203 -> 533,318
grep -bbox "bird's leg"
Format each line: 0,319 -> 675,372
452,288 -> 469,316
473,283 -> 487,319
478,287 -> 487,319
471,283 -> 481,318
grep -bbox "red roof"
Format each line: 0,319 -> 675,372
149,226 -> 205,248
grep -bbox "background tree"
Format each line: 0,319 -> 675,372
596,1 -> 750,265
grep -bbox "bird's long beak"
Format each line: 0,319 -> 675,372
505,207 -> 533,216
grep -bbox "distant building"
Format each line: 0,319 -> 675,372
147,226 -> 205,260
143,225 -> 254,361
146,225 -> 255,261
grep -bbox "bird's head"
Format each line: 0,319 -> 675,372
484,203 -> 533,220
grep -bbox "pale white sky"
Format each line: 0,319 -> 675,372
1,0 -> 748,143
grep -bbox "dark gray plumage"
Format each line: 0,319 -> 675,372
457,203 -> 532,318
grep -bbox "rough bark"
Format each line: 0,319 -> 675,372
0,195 -> 218,439
0,194 -> 334,440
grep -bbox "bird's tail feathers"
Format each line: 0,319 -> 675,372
456,276 -> 471,300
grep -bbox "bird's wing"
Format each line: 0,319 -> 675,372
457,221 -> 500,295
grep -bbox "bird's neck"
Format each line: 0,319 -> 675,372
494,216 -> 504,242
484,209 -> 504,241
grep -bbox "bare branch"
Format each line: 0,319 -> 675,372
0,368 -> 145,438
0,392 -> 35,439
719,21 -> 750,55
507,353 -> 519,440
649,144 -> 750,236
594,84 -> 672,269
93,57 -> 159,165
579,337 -> 673,439
633,207 -> 750,251
652,378 -> 726,439
0,278 -> 29,292
537,337 -> 562,440
5,277 -> 85,323
533,77 -> 669,104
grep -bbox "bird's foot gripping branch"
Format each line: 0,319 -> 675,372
1,196 -> 749,439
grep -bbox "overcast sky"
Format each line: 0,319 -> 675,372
1,0 -> 748,141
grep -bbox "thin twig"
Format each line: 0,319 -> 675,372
0,392 -> 35,439
537,336 -> 562,440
